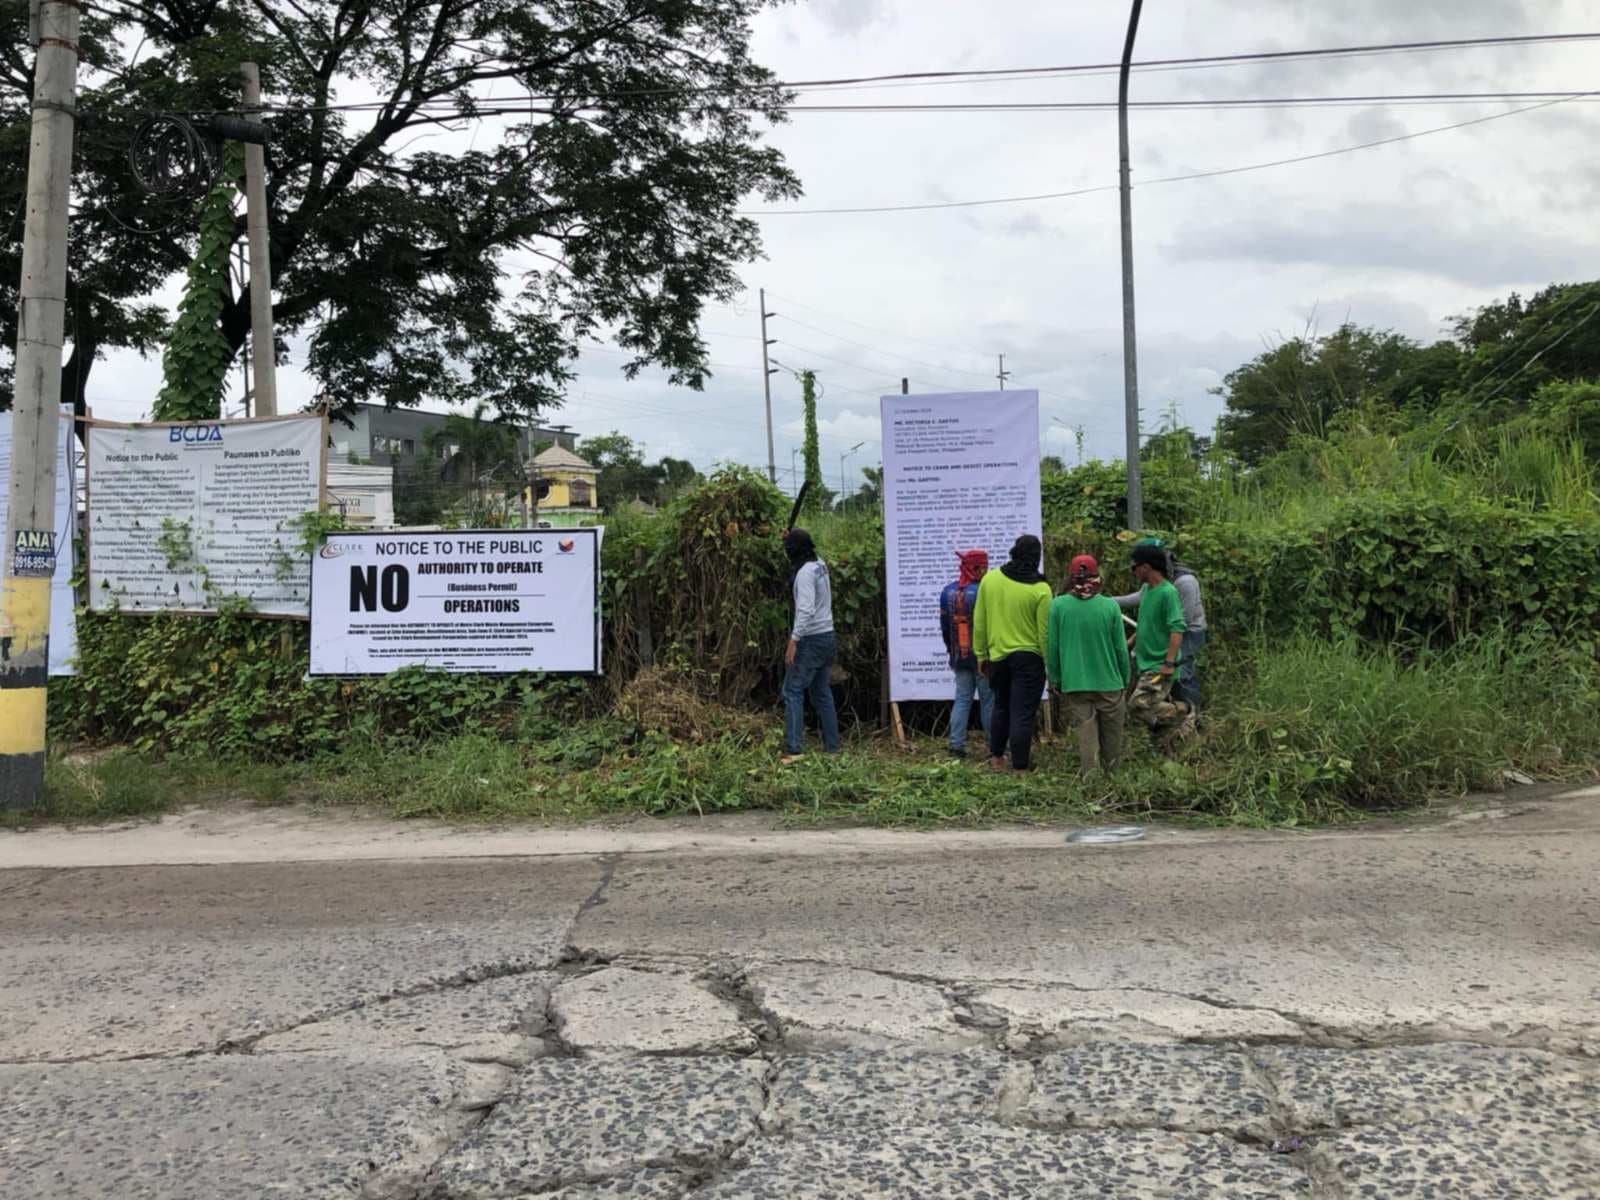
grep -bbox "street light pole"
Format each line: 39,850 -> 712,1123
841,441 -> 864,504
1118,0 -> 1146,531
2,0 -> 80,809
759,288 -> 777,484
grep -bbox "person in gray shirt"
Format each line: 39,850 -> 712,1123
1113,538 -> 1207,714
781,528 -> 840,763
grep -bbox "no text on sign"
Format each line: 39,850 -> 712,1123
11,528 -> 57,577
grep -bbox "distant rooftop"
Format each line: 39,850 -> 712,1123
533,444 -> 596,470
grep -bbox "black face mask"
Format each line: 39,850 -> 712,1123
784,529 -> 816,571
1001,536 -> 1044,584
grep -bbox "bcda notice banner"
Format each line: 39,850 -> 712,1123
0,407 -> 78,674
881,390 -> 1041,702
88,415 -> 325,616
309,528 -> 601,675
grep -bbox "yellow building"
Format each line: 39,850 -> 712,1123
525,444 -> 600,527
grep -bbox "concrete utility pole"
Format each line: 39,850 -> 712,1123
759,288 -> 776,483
2,0 -> 80,809
997,354 -> 1011,391
1118,0 -> 1146,531
242,62 -> 277,417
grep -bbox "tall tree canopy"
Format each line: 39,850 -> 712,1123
0,0 -> 799,417
1215,324 -> 1459,465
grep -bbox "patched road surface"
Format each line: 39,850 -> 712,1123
2,791 -> 1597,1196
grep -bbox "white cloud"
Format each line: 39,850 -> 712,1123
68,0 -> 1597,473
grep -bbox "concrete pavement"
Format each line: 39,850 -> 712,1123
1,789 -> 1597,1196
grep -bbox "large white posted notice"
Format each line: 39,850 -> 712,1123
0,407 -> 78,674
88,415 -> 325,616
308,528 -> 601,675
881,390 -> 1041,701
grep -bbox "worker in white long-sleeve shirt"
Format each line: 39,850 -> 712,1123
780,528 -> 840,764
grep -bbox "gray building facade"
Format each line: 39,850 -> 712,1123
332,403 -> 578,466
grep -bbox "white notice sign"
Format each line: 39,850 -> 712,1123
88,415 -> 325,616
881,390 -> 1041,702
309,528 -> 601,675
0,407 -> 78,674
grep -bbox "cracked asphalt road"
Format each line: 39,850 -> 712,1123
1,791 -> 1597,1196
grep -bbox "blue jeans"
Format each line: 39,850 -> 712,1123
1176,629 -> 1206,712
783,632 -> 840,754
950,668 -> 994,752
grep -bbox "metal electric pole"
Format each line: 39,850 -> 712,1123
1118,0 -> 1146,531
241,62 -> 277,417
759,288 -> 777,483
2,0 -> 80,809
997,354 -> 1011,391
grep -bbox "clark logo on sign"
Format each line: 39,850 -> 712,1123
169,425 -> 224,444
558,538 -> 575,553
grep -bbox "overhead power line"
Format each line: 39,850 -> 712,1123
778,91 -> 1599,113
186,31 -> 1600,116
741,92 -> 1594,215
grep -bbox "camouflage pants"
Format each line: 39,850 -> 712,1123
1128,671 -> 1193,749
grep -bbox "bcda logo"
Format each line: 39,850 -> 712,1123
169,424 -> 224,444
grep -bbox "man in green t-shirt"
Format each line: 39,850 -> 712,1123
1046,554 -> 1131,773
1127,543 -> 1196,752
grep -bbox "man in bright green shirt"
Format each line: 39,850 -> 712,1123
1046,554 -> 1131,773
973,534 -> 1052,771
1127,542 -> 1195,752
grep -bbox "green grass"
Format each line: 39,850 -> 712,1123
19,628 -> 1600,830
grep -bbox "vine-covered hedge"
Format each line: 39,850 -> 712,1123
50,466 -> 1600,757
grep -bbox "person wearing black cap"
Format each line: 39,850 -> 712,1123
1127,543 -> 1195,751
973,533 -> 1052,771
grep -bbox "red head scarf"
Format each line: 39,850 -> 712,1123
956,549 -> 989,587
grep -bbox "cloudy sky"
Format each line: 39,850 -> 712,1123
83,0 -> 1600,494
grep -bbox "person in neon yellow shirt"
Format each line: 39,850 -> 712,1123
973,534 -> 1051,771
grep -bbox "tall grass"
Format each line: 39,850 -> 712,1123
1206,628 -> 1600,813
1183,425 -> 1600,532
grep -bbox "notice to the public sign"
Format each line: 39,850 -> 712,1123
88,415 -> 325,616
0,407 -> 78,674
308,529 -> 602,675
880,390 -> 1042,702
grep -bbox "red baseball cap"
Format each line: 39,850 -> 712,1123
1069,554 -> 1099,577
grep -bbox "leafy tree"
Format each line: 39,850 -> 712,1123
578,431 -> 660,510
1040,454 -> 1067,475
835,464 -> 881,515
657,455 -> 701,501
1450,281 -> 1600,409
417,400 -> 521,525
799,368 -> 823,515
1215,324 -> 1447,465
0,0 -> 799,416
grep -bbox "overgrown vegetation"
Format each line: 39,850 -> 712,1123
37,278 -> 1600,828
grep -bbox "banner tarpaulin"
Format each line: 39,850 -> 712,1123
87,415 -> 325,616
0,407 -> 77,674
308,528 -> 601,675
881,390 -> 1041,702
